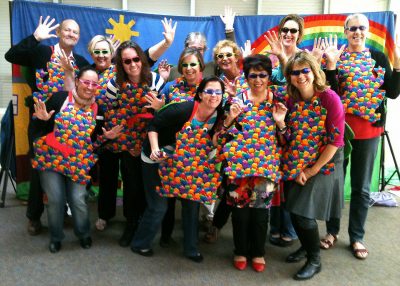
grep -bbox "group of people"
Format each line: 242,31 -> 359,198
5,8 -> 400,281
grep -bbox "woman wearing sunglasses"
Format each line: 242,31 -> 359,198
131,76 -> 225,262
219,55 -> 285,272
100,41 -> 165,247
30,66 -> 122,253
321,13 -> 400,260
280,51 -> 345,280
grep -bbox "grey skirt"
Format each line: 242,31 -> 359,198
284,148 -> 344,221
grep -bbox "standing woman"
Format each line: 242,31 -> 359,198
221,55 -> 284,272
131,76 -> 225,262
103,41 -> 165,247
31,66 -> 121,253
281,52 -> 345,280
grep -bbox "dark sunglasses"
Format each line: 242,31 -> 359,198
93,50 -> 110,55
123,57 -> 141,65
182,62 -> 199,68
290,68 -> 311,76
216,52 -> 234,59
281,27 -> 299,34
79,79 -> 100,88
248,73 -> 268,79
203,89 -> 223,96
345,25 -> 367,32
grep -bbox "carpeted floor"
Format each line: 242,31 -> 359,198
0,186 -> 399,286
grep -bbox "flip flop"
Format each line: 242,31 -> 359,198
320,234 -> 338,249
350,242 -> 369,260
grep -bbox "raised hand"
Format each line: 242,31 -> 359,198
220,6 -> 236,30
240,40 -> 254,58
264,31 -> 285,60
223,76 -> 238,97
306,37 -> 326,64
33,99 -> 55,121
55,49 -> 74,72
272,102 -> 288,127
102,124 -> 123,140
145,91 -> 165,111
393,34 -> 400,70
226,102 -> 243,125
157,59 -> 171,81
324,34 -> 346,70
109,35 -> 121,55
161,17 -> 177,48
33,16 -> 59,42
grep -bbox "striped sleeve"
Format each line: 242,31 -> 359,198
105,77 -> 119,100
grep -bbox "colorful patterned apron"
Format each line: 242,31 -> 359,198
167,77 -> 197,103
96,65 -> 116,114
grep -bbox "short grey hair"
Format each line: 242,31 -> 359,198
184,32 -> 207,51
344,13 -> 369,30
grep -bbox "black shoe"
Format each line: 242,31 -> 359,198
49,241 -> 61,253
159,237 -> 177,248
186,253 -> 204,263
293,260 -> 321,280
119,223 -> 136,247
80,237 -> 92,249
270,236 -> 295,247
131,247 -> 154,257
28,220 -> 42,236
286,247 -> 307,263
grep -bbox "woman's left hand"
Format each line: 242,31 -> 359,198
102,124 -> 123,140
33,99 -> 54,121
307,37 -> 326,64
272,102 -> 287,126
158,59 -> 171,81
295,167 -> 318,185
55,49 -> 74,72
161,17 -> 177,48
145,91 -> 165,111
223,76 -> 238,97
240,40 -> 254,58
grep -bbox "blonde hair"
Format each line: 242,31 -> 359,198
213,40 -> 242,62
284,51 -> 329,101
87,35 -> 115,56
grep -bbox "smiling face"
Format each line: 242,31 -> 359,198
216,46 -> 238,73
91,40 -> 112,71
182,54 -> 202,84
57,20 -> 80,50
344,16 -> 369,52
280,20 -> 300,48
121,47 -> 142,82
199,81 -> 223,110
75,70 -> 99,101
290,63 -> 315,100
247,68 -> 269,95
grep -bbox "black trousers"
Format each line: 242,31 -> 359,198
231,207 -> 269,258
97,150 -> 145,223
212,192 -> 232,229
161,197 -> 176,239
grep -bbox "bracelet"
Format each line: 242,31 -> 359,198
277,125 -> 288,133
223,120 -> 233,129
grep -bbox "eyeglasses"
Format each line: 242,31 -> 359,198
281,27 -> 299,34
93,50 -> 110,55
345,25 -> 367,32
248,73 -> 268,79
79,79 -> 100,88
216,52 -> 234,59
290,68 -> 311,76
182,62 -> 199,68
203,89 -> 223,96
123,57 -> 141,65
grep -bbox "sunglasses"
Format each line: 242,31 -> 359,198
203,89 -> 223,96
93,49 -> 110,55
123,57 -> 141,65
281,27 -> 299,34
345,25 -> 367,32
216,52 -> 234,59
182,62 -> 199,68
79,79 -> 100,88
248,73 -> 268,79
290,68 -> 311,76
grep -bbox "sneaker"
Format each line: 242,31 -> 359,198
27,220 -> 42,236
95,218 -> 107,231
204,226 -> 219,243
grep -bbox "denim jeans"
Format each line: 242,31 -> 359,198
269,205 -> 298,239
39,170 -> 90,242
131,161 -> 168,250
326,137 -> 379,243
181,199 -> 200,257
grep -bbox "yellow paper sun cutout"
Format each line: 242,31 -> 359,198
106,15 -> 139,42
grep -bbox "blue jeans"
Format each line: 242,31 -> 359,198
39,170 -> 90,242
181,199 -> 200,257
326,137 -> 379,243
269,206 -> 298,239
131,162 -> 168,250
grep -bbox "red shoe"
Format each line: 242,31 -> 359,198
252,261 -> 265,272
233,260 -> 247,270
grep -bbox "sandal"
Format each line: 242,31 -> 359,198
350,242 -> 369,260
320,233 -> 338,249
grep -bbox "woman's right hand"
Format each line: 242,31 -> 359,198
324,34 -> 345,70
264,31 -> 284,60
33,16 -> 59,42
33,100 -> 54,121
150,149 -> 166,161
